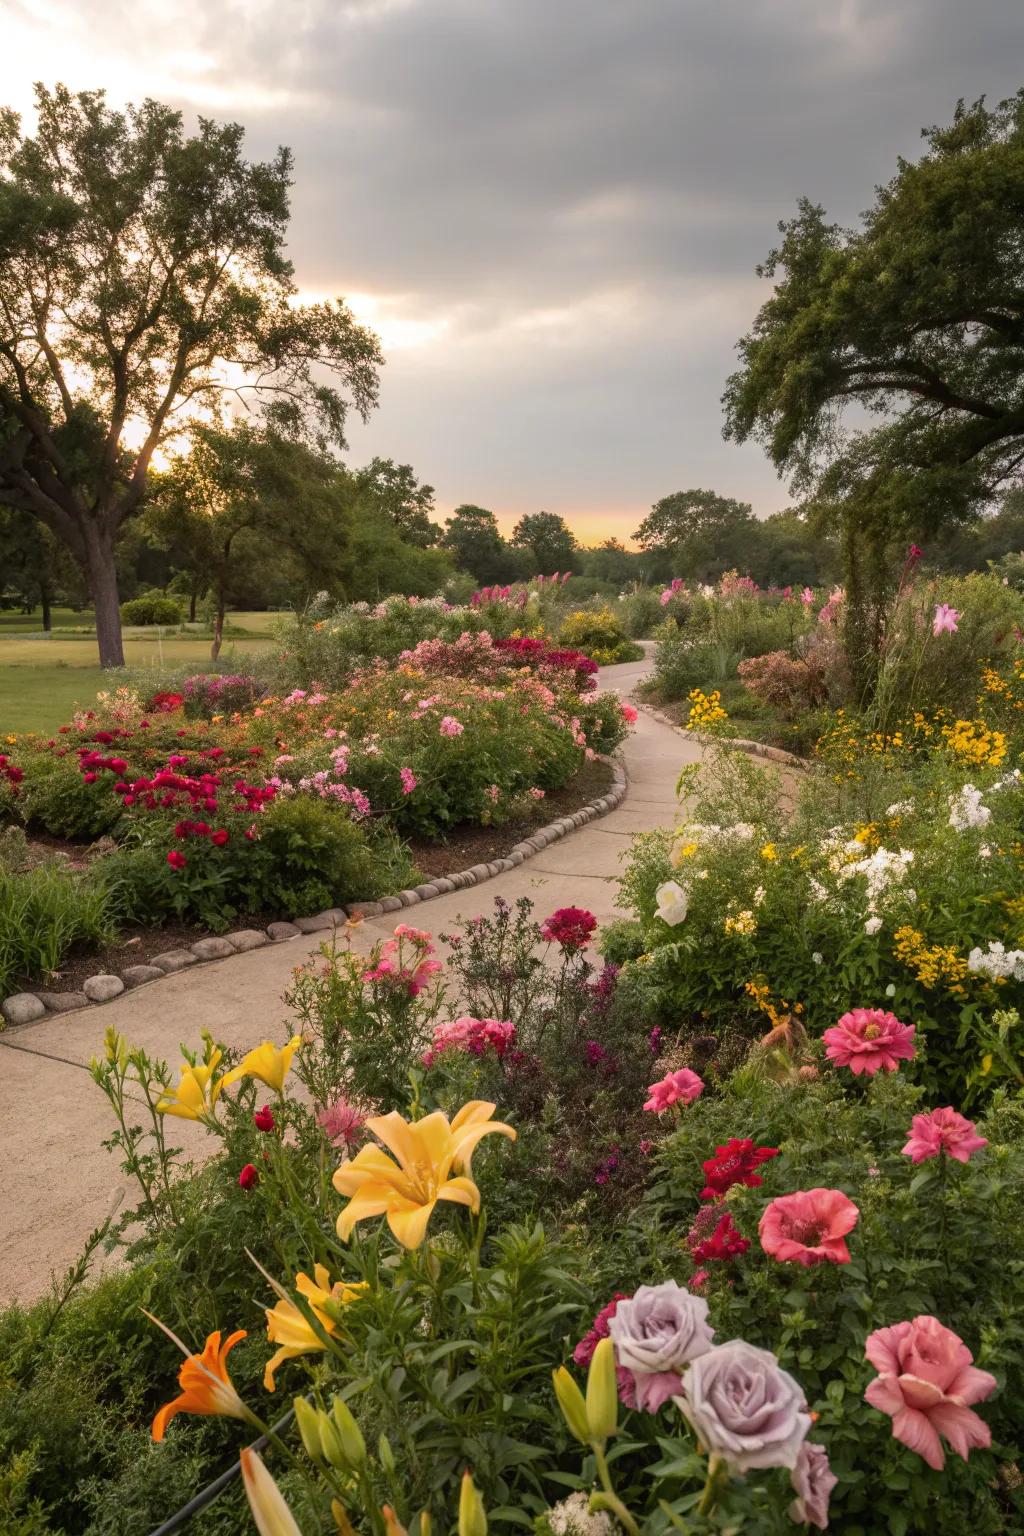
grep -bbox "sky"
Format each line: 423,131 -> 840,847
3,0 -> 1024,543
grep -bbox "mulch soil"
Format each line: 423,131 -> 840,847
13,759 -> 613,994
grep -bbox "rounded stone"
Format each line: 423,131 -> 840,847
82,974 -> 125,1003
469,864 -> 491,881
293,913 -> 335,933
346,901 -> 384,919
223,930 -> 269,953
191,937 -> 235,961
267,921 -> 301,941
507,851 -> 524,866
378,895 -> 404,913
151,948 -> 199,972
398,889 -> 420,907
122,964 -> 165,988
1,992 -> 46,1025
36,990 -> 91,1014
433,878 -> 454,894
414,883 -> 438,900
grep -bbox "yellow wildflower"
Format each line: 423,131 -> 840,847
223,1035 -> 303,1094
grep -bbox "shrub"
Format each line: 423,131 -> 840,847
558,606 -> 639,664
737,646 -> 831,716
181,674 -> 267,720
0,863 -> 120,994
119,595 -> 183,626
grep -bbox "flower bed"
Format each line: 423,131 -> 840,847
2,897 -> 1021,1535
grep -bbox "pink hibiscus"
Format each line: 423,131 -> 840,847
863,1315 -> 997,1471
902,1107 -> 988,1165
643,1068 -> 704,1114
933,603 -> 959,636
822,1008 -> 916,1076
759,1187 -> 859,1267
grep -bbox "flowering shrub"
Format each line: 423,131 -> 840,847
558,606 -> 642,665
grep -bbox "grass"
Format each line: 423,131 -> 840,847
0,611 -> 280,733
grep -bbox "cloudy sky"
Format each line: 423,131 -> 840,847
4,0 -> 1024,541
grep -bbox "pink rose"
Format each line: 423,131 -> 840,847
789,1441 -> 837,1530
864,1315 -> 997,1470
902,1107 -> 988,1165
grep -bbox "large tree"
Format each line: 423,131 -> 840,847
352,457 -> 440,547
723,93 -> 1024,558
633,488 -> 757,581
510,510 -> 577,574
0,84 -> 382,667
443,504 -> 520,584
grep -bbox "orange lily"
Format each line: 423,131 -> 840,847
333,1100 -> 516,1250
223,1035 -> 303,1094
151,1326 -> 249,1440
263,1264 -> 367,1391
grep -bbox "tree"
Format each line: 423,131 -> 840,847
724,93 -> 1024,587
352,458 -> 440,546
0,507 -> 70,628
580,537 -> 642,586
510,511 -> 577,574
633,489 -> 757,580
443,505 -> 519,584
0,84 -> 382,667
145,423 -> 348,659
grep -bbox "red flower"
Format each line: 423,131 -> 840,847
82,771 -> 98,784
238,1163 -> 259,1190
253,1106 -> 276,1133
700,1138 -> 780,1200
167,850 -> 187,871
540,906 -> 598,950
210,829 -> 230,847
690,1211 -> 750,1263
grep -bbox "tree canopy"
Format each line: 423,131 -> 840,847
633,488 -> 757,581
723,93 -> 1024,542
0,84 -> 382,665
353,458 -> 440,547
510,511 -> 577,573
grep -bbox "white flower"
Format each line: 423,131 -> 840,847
885,983 -> 896,998
655,880 -> 689,927
948,784 -> 991,832
885,799 -> 914,818
812,952 -> 824,966
968,942 -> 1024,982
980,844 -> 992,858
865,916 -> 883,936
753,885 -> 766,907
808,878 -> 829,904
546,1493 -> 617,1536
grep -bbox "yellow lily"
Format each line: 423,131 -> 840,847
240,1447 -> 303,1536
333,1100 -> 516,1250
223,1035 -> 303,1094
263,1264 -> 367,1391
156,1049 -> 225,1121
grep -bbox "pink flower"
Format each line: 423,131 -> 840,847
822,1008 -> 916,1076
933,603 -> 959,636
800,587 -> 814,606
789,1441 -> 837,1530
167,849 -> 187,871
758,1188 -> 859,1267
902,1107 -> 988,1165
439,715 -> 464,737
620,702 -> 638,724
528,786 -> 545,800
399,766 -> 418,795
643,1068 -> 704,1114
317,1097 -> 367,1150
659,588 -> 673,606
863,1315 -> 997,1471
541,906 -> 598,950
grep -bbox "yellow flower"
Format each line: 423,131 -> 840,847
263,1264 -> 367,1391
156,1049 -> 225,1121
760,843 -> 777,861
152,1326 -> 249,1440
223,1035 -> 303,1094
334,1101 -> 516,1250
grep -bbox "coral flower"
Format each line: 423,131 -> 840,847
223,1035 -> 303,1094
151,1326 -> 249,1440
759,1188 -> 859,1267
643,1068 -> 704,1114
156,1051 -> 225,1122
333,1100 -> 516,1250
263,1264 -> 367,1391
902,1107 -> 988,1165
864,1315 -> 997,1470
822,1008 -> 916,1076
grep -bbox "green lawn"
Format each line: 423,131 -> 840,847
0,611 -> 281,733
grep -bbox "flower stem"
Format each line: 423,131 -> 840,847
592,1443 -> 640,1536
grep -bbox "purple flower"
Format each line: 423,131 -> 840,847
607,1280 -> 714,1413
789,1441 -> 837,1530
676,1340 -> 810,1471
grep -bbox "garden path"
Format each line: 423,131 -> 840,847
0,652 -> 701,1304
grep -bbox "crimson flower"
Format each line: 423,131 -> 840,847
210,829 -> 230,846
167,850 -> 187,871
238,1163 -> 259,1190
253,1106 -> 276,1133
540,906 -> 598,950
691,1211 -> 750,1263
700,1138 -> 779,1200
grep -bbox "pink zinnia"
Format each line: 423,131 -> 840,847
933,603 -> 959,636
864,1315 -> 997,1471
902,1107 -> 988,1165
643,1068 -> 704,1114
399,766 -> 418,795
759,1187 -> 859,1267
317,1097 -> 367,1150
439,715 -> 464,737
823,1008 -> 916,1076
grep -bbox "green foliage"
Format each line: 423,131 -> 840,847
558,608 -> 639,665
0,860 -> 119,995
14,754 -> 125,839
119,595 -> 183,626
511,511 -> 578,574
634,490 -> 757,581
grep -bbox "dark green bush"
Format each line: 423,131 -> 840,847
120,596 -> 183,626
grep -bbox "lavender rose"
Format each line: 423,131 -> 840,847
789,1441 -> 837,1529
607,1280 -> 714,1412
674,1340 -> 811,1472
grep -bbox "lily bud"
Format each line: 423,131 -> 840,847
317,1412 -> 347,1470
552,1366 -> 590,1445
330,1394 -> 367,1467
458,1471 -> 487,1536
240,1446 -> 303,1536
379,1432 -> 397,1474
585,1337 -> 618,1443
382,1508 -> 408,1536
293,1396 -> 323,1461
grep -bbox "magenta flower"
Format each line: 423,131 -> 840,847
864,1315 -> 997,1471
439,715 -> 464,737
759,1188 -> 859,1267
902,1107 -> 988,1165
823,1008 -> 916,1076
399,766 -> 418,795
643,1068 -> 704,1114
933,603 -> 959,636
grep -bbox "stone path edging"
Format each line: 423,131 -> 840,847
637,702 -> 809,771
0,757 -> 628,1028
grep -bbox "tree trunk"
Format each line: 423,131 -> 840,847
210,582 -> 226,662
83,526 -> 126,668
189,586 -> 198,623
40,580 -> 52,633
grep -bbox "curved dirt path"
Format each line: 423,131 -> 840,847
0,653 -> 703,1303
